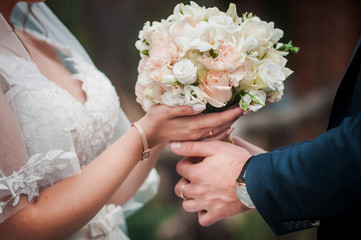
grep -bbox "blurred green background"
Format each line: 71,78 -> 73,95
46,0 -> 360,239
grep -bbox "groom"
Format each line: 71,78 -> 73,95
170,36 -> 361,240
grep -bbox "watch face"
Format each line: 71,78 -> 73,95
236,185 -> 255,209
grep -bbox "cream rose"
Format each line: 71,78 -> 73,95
173,58 -> 197,84
200,70 -> 232,107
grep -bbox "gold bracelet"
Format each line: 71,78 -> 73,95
132,122 -> 151,161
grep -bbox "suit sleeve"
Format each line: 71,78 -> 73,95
245,111 -> 361,235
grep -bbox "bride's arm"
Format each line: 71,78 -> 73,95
0,126 -> 148,240
0,102 -> 242,240
107,143 -> 166,206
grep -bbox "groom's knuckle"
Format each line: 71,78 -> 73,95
188,171 -> 200,182
176,162 -> 184,174
196,187 -> 205,196
193,186 -> 202,196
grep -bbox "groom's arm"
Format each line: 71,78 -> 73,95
246,111 -> 361,235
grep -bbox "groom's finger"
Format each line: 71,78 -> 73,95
176,157 -> 203,179
198,210 -> 218,227
170,140 -> 229,157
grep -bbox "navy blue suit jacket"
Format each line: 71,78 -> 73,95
246,37 -> 361,239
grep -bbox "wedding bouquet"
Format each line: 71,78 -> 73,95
135,2 -> 299,113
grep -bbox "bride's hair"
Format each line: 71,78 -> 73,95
23,3 -> 48,36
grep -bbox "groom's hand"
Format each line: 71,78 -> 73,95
170,141 -> 254,226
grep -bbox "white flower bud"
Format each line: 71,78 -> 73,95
161,74 -> 178,86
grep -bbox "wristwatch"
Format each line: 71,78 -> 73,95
236,156 -> 255,209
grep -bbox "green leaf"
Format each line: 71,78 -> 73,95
258,48 -> 270,60
142,39 -> 149,46
179,3 -> 184,15
274,40 -> 300,54
141,50 -> 149,56
241,12 -> 254,22
246,92 -> 265,106
240,95 -> 248,111
226,3 -> 238,22
209,49 -> 219,58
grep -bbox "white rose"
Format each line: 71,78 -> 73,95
258,60 -> 285,91
173,59 -> 197,84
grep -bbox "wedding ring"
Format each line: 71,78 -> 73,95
180,183 -> 187,200
209,129 -> 214,137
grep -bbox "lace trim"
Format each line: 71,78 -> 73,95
0,150 -> 78,214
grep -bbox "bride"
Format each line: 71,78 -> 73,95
0,1 -> 243,239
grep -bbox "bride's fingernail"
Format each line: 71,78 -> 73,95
193,104 -> 206,112
227,127 -> 235,135
170,142 -> 181,150
244,110 -> 252,115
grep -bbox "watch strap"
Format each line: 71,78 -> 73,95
237,156 -> 254,183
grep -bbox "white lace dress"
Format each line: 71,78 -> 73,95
0,22 -> 159,239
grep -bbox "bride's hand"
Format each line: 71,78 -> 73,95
231,136 -> 267,155
137,104 -> 243,147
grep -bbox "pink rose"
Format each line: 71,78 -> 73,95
200,44 -> 244,72
147,39 -> 180,69
200,70 -> 232,107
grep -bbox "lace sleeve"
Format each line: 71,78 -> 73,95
0,13 -> 81,224
0,75 -> 82,224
